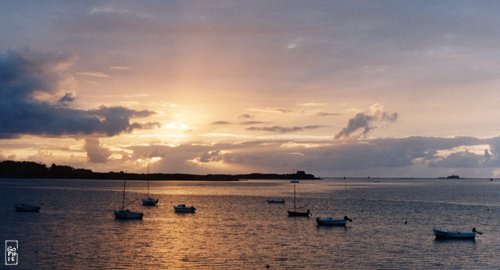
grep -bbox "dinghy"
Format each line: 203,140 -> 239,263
267,199 -> 285,204
174,204 -> 196,213
433,228 -> 481,240
316,216 -> 353,227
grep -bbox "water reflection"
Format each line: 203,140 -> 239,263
0,178 -> 499,268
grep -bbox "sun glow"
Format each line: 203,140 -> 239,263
164,121 -> 190,131
186,158 -> 251,174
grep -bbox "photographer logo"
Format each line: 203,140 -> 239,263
5,240 -> 18,266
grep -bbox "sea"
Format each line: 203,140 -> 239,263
1,178 -> 500,269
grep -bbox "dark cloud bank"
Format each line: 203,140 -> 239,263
0,50 -> 158,139
123,136 -> 500,177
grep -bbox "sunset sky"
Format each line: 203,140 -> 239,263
2,1 -> 500,177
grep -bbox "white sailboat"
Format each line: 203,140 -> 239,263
141,166 -> 159,206
114,180 -> 143,220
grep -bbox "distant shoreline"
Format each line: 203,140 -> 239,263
0,160 -> 318,181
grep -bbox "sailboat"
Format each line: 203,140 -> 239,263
287,180 -> 311,217
141,166 -> 159,206
114,180 -> 143,220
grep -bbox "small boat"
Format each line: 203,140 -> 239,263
15,204 -> 41,212
141,197 -> 159,206
267,199 -> 285,204
142,165 -> 159,206
288,209 -> 311,217
114,209 -> 144,220
316,216 -> 353,227
174,204 -> 196,213
433,228 -> 481,240
114,180 -> 143,220
288,180 -> 311,217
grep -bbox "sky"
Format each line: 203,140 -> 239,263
1,1 -> 500,178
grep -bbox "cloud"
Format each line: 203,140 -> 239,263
76,71 -> 110,78
89,106 -> 158,136
89,7 -> 129,16
57,92 -> 76,105
0,50 -> 158,139
237,113 -> 254,120
84,138 -> 111,163
250,107 -> 296,114
429,151 -> 483,168
240,121 -> 267,125
246,125 -> 325,133
429,139 -> 500,168
335,104 -> 398,139
220,136 -> 493,175
211,113 -> 267,126
316,111 -> 340,117
109,66 -> 131,71
212,121 -> 232,125
124,143 -> 234,174
111,135 -> 500,177
197,150 -> 223,163
236,113 -> 267,125
298,102 -> 324,107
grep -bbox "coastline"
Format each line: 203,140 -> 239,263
0,160 -> 318,181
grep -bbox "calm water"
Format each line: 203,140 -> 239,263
1,178 -> 500,269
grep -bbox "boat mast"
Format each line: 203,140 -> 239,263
147,165 -> 150,197
293,182 -> 296,211
122,180 -> 126,209
291,180 -> 299,212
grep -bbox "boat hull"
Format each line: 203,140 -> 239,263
174,205 -> 196,213
267,199 -> 285,204
142,198 -> 159,206
114,209 -> 143,220
15,204 -> 41,212
433,229 -> 475,240
288,210 -> 311,217
316,217 -> 347,226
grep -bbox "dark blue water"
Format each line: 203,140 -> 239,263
1,178 -> 499,269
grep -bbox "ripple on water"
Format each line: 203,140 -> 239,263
1,178 -> 500,269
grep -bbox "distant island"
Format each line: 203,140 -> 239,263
0,160 -> 318,181
438,175 -> 461,179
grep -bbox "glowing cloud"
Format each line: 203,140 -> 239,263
84,138 -> 111,163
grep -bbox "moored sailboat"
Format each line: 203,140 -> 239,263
287,180 -> 311,217
141,166 -> 159,206
114,180 -> 143,220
